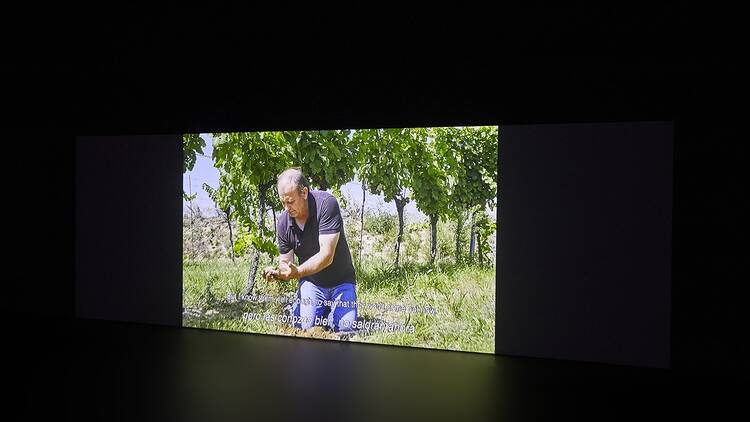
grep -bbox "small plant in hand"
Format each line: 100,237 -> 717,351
262,260 -> 299,281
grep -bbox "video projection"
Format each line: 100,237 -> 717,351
182,127 -> 498,353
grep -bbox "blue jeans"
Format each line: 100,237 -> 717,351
292,279 -> 357,332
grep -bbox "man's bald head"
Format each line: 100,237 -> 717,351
277,167 -> 310,193
277,167 -> 310,220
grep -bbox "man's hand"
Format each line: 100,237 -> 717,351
276,260 -> 299,280
262,266 -> 280,281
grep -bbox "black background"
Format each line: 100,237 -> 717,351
6,5 -> 744,421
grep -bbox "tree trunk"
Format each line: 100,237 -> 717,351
247,186 -> 267,294
394,195 -> 406,268
429,213 -> 438,266
477,231 -> 482,266
469,210 -> 476,262
455,212 -> 464,264
226,208 -> 235,262
359,181 -> 366,268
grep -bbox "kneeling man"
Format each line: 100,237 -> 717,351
263,167 -> 357,333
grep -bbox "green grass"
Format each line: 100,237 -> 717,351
183,256 -> 495,354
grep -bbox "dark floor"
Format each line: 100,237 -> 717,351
10,318 -> 743,422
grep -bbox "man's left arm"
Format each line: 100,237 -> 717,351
277,196 -> 343,280
277,233 -> 339,280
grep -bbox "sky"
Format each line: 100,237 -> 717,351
183,133 -> 497,221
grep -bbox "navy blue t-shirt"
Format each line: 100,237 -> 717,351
276,190 -> 356,288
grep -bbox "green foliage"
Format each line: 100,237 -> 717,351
250,228 -> 279,258
427,127 -> 497,261
363,210 -> 397,236
232,227 -> 251,257
212,131 -> 294,193
353,128 -> 414,201
183,133 -> 206,173
410,129 -> 449,216
292,130 -> 357,191
474,211 -> 496,262
211,131 -> 294,258
232,222 -> 277,259
431,126 -> 498,216
193,126 -> 497,271
410,127 -> 451,225
352,128 -> 420,266
183,133 -> 207,204
329,185 -> 348,209
204,163 -> 258,228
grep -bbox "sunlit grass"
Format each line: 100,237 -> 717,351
183,257 -> 495,354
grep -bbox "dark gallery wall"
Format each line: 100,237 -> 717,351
498,122 -> 672,368
75,135 -> 182,326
